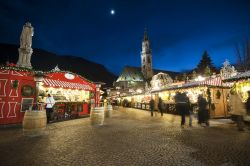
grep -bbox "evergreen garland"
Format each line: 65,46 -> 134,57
12,80 -> 19,89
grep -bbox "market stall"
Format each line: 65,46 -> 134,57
223,71 -> 250,102
38,71 -> 96,121
0,67 -> 35,125
223,71 -> 250,121
0,66 -> 97,125
129,94 -> 151,110
152,76 -> 231,118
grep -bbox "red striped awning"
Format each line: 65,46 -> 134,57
43,79 -> 94,91
200,77 -> 231,87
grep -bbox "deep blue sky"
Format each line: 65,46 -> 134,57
1,0 -> 250,75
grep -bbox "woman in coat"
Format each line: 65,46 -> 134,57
229,90 -> 246,131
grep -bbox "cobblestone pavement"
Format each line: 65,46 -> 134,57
1,107 -> 250,166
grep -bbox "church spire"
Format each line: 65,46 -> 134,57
143,28 -> 149,41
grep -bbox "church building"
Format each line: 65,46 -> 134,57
114,30 -> 178,95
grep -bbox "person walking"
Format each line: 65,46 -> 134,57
229,90 -> 246,131
149,98 -> 155,117
45,94 -> 55,123
184,93 -> 192,127
175,92 -> 190,127
158,97 -> 164,117
245,91 -> 250,115
197,95 -> 209,126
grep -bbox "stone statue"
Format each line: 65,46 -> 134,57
16,22 -> 34,69
20,22 -> 34,48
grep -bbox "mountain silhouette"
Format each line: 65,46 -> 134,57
0,43 -> 117,87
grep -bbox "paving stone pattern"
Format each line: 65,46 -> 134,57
1,108 -> 250,166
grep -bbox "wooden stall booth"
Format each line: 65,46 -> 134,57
0,66 -> 97,125
0,67 -> 36,125
223,71 -> 250,121
152,76 -> 231,118
223,71 -> 250,102
38,71 -> 96,121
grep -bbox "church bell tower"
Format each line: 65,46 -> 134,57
141,29 -> 153,79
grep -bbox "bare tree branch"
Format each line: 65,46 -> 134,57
235,39 -> 250,71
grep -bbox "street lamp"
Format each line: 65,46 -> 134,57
94,82 -> 106,107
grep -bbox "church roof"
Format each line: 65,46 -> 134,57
116,66 -> 144,82
116,66 -> 179,82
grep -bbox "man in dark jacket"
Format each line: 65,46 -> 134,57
197,95 -> 209,126
175,92 -> 190,127
149,98 -> 155,117
158,97 -> 164,116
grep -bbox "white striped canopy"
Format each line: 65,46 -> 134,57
43,79 -> 94,91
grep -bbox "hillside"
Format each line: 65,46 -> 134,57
0,43 -> 117,87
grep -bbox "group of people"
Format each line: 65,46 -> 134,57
149,92 -> 210,128
45,89 -> 250,130
174,92 -> 209,127
149,90 -> 250,130
149,97 -> 164,117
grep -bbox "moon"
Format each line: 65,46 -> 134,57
110,9 -> 115,15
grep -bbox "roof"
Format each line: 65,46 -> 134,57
42,71 -> 95,91
116,66 -> 144,82
152,76 -> 231,92
43,79 -> 94,91
152,69 -> 179,79
223,71 -> 250,82
116,66 -> 179,82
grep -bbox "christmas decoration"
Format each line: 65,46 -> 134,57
12,80 -> 19,89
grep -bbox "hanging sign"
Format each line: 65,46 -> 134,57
64,73 -> 75,80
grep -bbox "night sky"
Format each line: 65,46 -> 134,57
1,0 -> 250,75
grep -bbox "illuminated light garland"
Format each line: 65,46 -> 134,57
223,71 -> 250,82
0,66 -> 95,84
0,66 -> 33,72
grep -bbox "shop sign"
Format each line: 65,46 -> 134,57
65,73 -> 75,80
